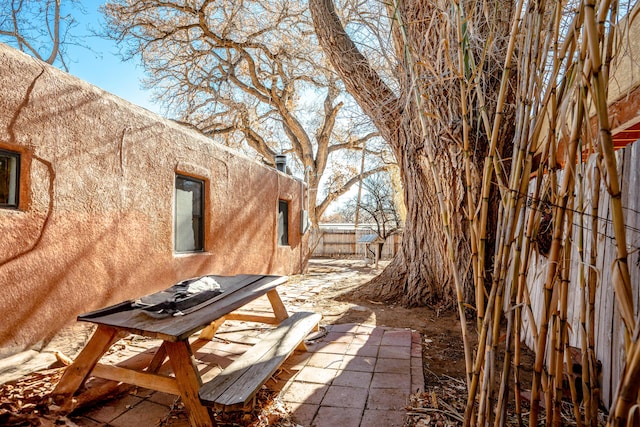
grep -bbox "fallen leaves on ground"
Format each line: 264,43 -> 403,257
404,375 -> 609,426
156,388 -> 298,427
405,376 -> 466,427
0,367 -> 79,426
1,366 -> 298,427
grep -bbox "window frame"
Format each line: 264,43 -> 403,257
278,199 -> 290,246
0,149 -> 20,209
174,174 -> 205,253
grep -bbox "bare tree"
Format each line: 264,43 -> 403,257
341,172 -> 402,248
101,0 -> 389,225
0,0 -> 81,69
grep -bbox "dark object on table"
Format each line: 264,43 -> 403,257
132,276 -> 224,318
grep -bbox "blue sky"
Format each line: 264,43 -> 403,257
65,2 -> 162,115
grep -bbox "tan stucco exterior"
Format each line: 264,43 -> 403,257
0,43 -> 309,356
604,5 -> 640,136
609,6 -> 640,105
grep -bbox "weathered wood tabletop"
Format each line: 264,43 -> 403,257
52,274 -> 290,427
78,274 -> 288,341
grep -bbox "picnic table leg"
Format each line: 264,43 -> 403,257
198,316 -> 226,340
266,289 -> 289,322
146,342 -> 168,373
164,340 -> 215,427
51,325 -> 124,408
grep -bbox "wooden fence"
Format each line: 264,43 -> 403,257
511,143 -> 640,406
311,225 -> 402,259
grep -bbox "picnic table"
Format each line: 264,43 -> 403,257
51,274 -> 321,427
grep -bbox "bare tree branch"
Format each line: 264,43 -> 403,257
309,0 -> 403,142
316,164 -> 390,218
103,0 -> 393,225
0,0 -> 80,68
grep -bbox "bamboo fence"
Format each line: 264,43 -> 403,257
511,144 -> 640,408
389,0 -> 640,424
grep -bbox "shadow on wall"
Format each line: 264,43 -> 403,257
0,212 -> 180,356
0,155 -> 54,266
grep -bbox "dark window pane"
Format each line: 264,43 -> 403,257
278,200 -> 289,246
0,150 -> 19,208
175,175 -> 204,252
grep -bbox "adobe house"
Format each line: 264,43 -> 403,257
596,4 -> 640,148
0,43 -> 309,357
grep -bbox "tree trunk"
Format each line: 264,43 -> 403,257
359,115 -> 472,307
310,0 -> 509,307
309,0 -> 460,306
377,133 -> 467,306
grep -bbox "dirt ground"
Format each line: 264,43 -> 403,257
290,258 -> 470,385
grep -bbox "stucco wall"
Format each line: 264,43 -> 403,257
609,5 -> 640,104
0,43 -> 309,356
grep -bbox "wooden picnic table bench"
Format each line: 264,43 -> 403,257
200,310 -> 321,410
51,274 -> 321,427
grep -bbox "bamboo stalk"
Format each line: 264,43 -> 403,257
386,0 -> 636,424
529,63 -> 587,424
565,347 -> 584,427
514,141 -> 555,425
453,0 -> 481,336
494,165 -> 533,427
541,369 -> 551,425
586,157 -> 601,426
550,311 -> 560,427
472,0 -> 525,347
503,7 -> 567,423
555,205 -> 576,427
461,1 -> 526,423
611,341 -> 640,426
504,22 -> 550,423
464,273 -> 501,425
507,12 -> 583,422
490,69 -> 542,425
513,234 -> 526,426
390,0 -> 473,390
577,137 -> 590,427
584,0 -> 634,338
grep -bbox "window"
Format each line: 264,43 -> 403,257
0,150 -> 20,209
278,200 -> 289,246
175,175 -> 204,252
